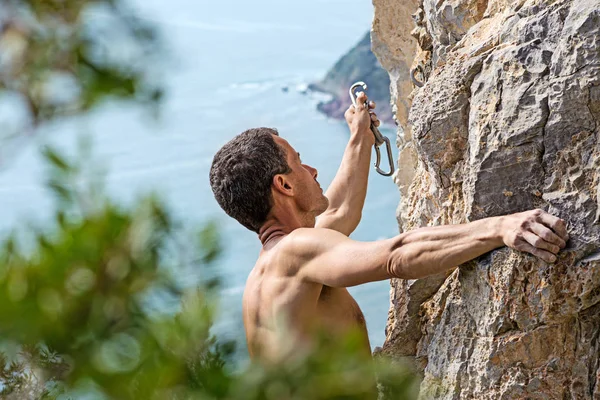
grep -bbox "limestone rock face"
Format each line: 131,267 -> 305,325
372,0 -> 421,196
372,0 -> 600,398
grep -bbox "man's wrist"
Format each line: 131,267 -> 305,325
488,216 -> 507,247
349,128 -> 375,146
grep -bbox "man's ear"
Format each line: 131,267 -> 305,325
272,174 -> 294,197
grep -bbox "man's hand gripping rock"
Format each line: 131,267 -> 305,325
501,209 -> 569,263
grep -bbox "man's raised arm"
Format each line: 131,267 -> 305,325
289,210 -> 568,287
316,92 -> 379,236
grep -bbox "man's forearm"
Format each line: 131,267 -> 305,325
322,133 -> 372,233
387,217 -> 506,279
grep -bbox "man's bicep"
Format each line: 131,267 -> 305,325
291,229 -> 393,287
315,210 -> 354,236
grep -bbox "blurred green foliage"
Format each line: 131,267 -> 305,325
0,0 -> 162,128
0,147 -> 232,399
0,146 -> 419,399
0,0 -> 419,398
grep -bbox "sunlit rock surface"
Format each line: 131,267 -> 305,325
372,0 -> 600,398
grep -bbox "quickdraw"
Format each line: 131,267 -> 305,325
349,81 -> 395,177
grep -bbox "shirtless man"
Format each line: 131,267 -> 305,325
209,93 -> 569,362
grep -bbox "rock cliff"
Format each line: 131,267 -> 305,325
372,0 -> 600,398
310,32 -> 393,124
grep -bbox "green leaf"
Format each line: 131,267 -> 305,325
42,147 -> 72,172
46,180 -> 73,203
198,221 -> 222,264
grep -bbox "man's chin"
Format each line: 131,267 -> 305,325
317,195 -> 330,215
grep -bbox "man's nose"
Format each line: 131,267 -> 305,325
304,164 -> 318,179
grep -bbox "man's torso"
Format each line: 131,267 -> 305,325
242,239 -> 371,361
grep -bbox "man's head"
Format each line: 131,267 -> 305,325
210,128 -> 328,233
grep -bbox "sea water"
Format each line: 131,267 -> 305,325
0,0 -> 401,357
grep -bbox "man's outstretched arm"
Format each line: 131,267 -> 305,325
316,92 -> 378,236
288,210 -> 568,287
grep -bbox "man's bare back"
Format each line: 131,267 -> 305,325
243,234 -> 371,361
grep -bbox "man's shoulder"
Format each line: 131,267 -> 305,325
282,227 -> 342,249
270,228 -> 317,261
275,227 -> 347,263
259,229 -> 323,280
257,228 -> 333,271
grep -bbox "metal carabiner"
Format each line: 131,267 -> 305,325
349,81 -> 395,177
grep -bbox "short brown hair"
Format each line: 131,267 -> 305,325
209,128 -> 291,233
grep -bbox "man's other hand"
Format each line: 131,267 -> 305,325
344,92 -> 380,144
501,209 -> 569,263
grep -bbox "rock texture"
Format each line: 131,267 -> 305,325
372,0 -> 600,398
310,32 -> 393,124
372,0 -> 421,194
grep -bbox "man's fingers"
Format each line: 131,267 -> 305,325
516,240 -> 558,263
356,92 -> 368,105
522,231 -> 561,254
344,107 -> 354,122
530,222 -> 566,249
355,92 -> 375,111
370,113 -> 381,127
538,212 -> 569,241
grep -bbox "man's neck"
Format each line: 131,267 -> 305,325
258,220 -> 290,249
259,212 -> 315,249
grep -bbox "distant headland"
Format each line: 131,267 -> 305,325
308,32 -> 394,125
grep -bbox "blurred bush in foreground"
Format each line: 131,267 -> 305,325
0,147 -> 233,399
0,148 -> 419,399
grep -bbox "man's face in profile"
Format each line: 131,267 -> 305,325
272,135 -> 329,216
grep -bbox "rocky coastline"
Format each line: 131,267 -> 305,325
309,31 -> 394,125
